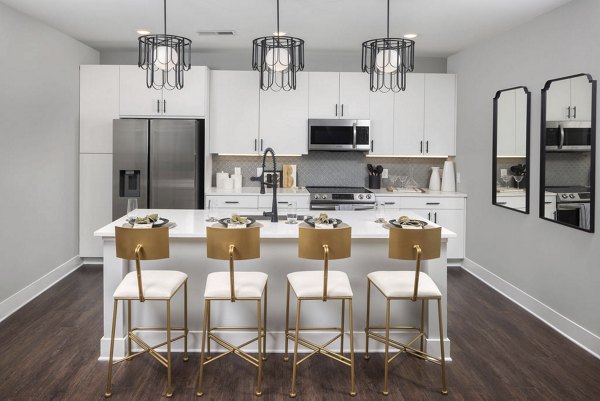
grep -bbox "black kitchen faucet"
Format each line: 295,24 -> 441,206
250,147 -> 278,222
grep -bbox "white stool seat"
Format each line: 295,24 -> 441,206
204,271 -> 268,298
287,270 -> 353,298
368,271 -> 441,298
114,270 -> 188,299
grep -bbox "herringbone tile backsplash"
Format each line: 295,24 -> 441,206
212,152 -> 448,188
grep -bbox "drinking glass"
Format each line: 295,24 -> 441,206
375,202 -> 386,223
286,201 -> 298,224
501,173 -> 512,189
206,199 -> 219,222
513,175 -> 524,189
126,198 -> 138,222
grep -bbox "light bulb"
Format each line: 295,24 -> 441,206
375,49 -> 399,73
265,47 -> 290,72
155,46 -> 179,71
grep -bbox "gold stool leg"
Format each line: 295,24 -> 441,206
383,299 -> 391,396
283,281 -> 291,362
340,299 -> 345,355
262,283 -> 268,362
166,300 -> 173,398
196,299 -> 209,397
127,300 -> 132,358
206,300 -> 211,360
256,299 -> 263,396
289,299 -> 301,398
104,299 -> 118,398
183,281 -> 189,362
420,299 -> 425,352
364,279 -> 371,360
348,299 -> 357,396
437,299 -> 448,395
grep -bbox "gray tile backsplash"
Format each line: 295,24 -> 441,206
545,152 -> 591,187
212,152 -> 448,188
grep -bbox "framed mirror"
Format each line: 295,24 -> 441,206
540,73 -> 596,232
493,86 -> 531,213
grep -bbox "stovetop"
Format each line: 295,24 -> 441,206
306,186 -> 372,194
546,186 -> 591,202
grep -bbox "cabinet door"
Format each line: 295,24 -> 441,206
545,78 -> 570,121
434,209 -> 465,259
569,75 -> 592,121
80,154 -> 113,257
162,66 -> 207,117
119,65 -> 163,117
308,72 -> 340,118
394,73 -> 425,155
80,65 -> 119,153
259,73 -> 309,154
424,74 -> 456,156
209,71 -> 259,154
339,73 -> 371,119
514,89 -> 528,157
497,90 -> 516,156
369,91 -> 394,155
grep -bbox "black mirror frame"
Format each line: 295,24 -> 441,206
540,73 -> 596,233
492,86 -> 531,214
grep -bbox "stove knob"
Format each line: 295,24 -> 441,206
322,194 -> 328,199
569,194 -> 575,199
561,194 -> 568,199
358,194 -> 364,200
314,194 -> 320,200
366,194 -> 372,199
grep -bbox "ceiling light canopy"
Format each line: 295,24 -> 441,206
136,29 -> 151,35
252,0 -> 304,91
362,0 -> 415,92
403,33 -> 418,39
138,0 -> 191,90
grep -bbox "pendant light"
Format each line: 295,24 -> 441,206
361,0 -> 415,92
252,0 -> 304,91
138,0 -> 192,90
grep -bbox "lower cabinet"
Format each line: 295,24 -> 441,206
544,194 -> 557,219
80,154 -> 113,257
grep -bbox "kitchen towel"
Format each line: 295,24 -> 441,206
580,203 -> 591,230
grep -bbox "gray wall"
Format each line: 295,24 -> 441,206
448,0 -> 599,339
0,3 -> 98,303
99,48 -> 446,73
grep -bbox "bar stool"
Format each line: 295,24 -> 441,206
284,224 -> 356,398
105,227 -> 189,398
364,226 -> 447,396
197,225 -> 267,397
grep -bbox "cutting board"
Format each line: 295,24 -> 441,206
282,164 -> 296,188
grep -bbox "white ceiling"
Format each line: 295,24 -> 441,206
1,0 -> 573,57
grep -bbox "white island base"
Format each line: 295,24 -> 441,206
95,209 -> 455,361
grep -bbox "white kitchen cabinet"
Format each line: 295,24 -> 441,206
259,72 -> 309,154
514,89 -> 528,156
308,72 -> 369,119
80,154 -> 113,257
394,73 -> 425,155
258,195 -> 310,210
205,195 -> 259,209
545,79 -> 570,121
546,75 -> 592,121
544,194 -> 557,219
80,65 -> 119,154
496,194 -> 526,212
209,71 -> 259,154
569,75 -> 592,121
424,74 -> 456,156
369,91 -> 395,155
497,90 -> 517,156
119,65 -> 207,117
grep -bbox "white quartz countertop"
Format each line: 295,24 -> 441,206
496,189 -> 556,197
369,188 -> 468,198
206,187 -> 467,198
95,209 -> 456,239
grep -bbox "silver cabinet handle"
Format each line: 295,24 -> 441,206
341,104 -> 344,116
254,139 -> 257,151
163,99 -> 166,113
156,99 -> 160,113
427,212 -> 431,220
426,140 -> 429,153
420,140 -> 423,153
224,201 -> 239,204
426,202 -> 440,205
335,104 -> 338,116
545,201 -> 553,204
370,140 -> 374,152
567,106 -> 571,119
573,106 -> 577,119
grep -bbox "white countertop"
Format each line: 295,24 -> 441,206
369,188 -> 468,198
496,189 -> 556,197
95,209 -> 456,239
206,187 -> 467,198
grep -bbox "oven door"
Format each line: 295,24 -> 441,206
556,203 -> 586,227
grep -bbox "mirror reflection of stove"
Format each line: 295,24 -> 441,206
545,186 -> 591,229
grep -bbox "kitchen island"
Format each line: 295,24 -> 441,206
95,209 -> 455,360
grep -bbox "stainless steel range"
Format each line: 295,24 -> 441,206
306,186 -> 375,211
546,186 -> 591,229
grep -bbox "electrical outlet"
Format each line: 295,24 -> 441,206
382,169 -> 389,179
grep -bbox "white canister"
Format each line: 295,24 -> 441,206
232,174 -> 242,189
222,177 -> 234,190
441,160 -> 456,192
429,167 -> 441,191
216,172 -> 229,189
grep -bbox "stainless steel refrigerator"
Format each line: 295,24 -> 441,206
112,119 -> 204,220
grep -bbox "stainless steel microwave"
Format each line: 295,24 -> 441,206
545,121 -> 592,151
308,119 -> 370,151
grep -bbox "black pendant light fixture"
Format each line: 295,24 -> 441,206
362,0 -> 415,92
138,0 -> 191,90
252,0 -> 304,91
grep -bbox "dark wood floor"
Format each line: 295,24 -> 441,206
1,265 -> 599,400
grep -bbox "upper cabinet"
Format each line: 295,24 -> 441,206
119,65 -> 207,118
209,71 -> 259,154
80,65 -> 119,154
393,73 -> 425,155
308,72 -> 370,119
546,75 -> 592,121
259,73 -> 309,154
369,90 -> 395,155
423,74 -> 457,156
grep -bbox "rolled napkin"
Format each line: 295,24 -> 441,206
314,213 -> 336,229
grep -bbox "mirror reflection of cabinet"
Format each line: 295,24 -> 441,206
493,86 -> 530,214
541,73 -> 596,232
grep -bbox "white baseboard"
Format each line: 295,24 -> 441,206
462,258 -> 600,359
99,330 -> 451,362
81,257 -> 103,265
0,255 -> 83,323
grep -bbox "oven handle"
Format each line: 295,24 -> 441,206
559,124 -> 565,149
352,122 -> 357,149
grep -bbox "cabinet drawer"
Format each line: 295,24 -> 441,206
398,197 -> 465,210
206,195 -> 258,209
496,196 -> 526,209
259,195 -> 310,209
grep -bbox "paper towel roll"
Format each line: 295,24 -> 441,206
441,161 -> 456,192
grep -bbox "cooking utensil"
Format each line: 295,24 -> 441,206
367,164 -> 374,176
376,165 -> 383,176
